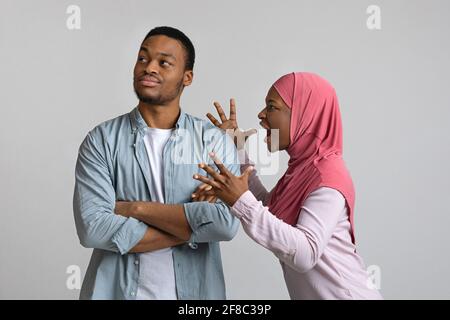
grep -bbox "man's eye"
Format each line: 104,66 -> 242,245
138,57 -> 147,63
161,60 -> 171,67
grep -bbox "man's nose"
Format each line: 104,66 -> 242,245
145,60 -> 159,74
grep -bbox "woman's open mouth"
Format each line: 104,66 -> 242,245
260,121 -> 271,143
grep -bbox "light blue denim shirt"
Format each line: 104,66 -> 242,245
73,107 -> 240,300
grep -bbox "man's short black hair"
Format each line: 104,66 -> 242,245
142,26 -> 195,71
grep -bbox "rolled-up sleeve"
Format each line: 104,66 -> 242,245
183,129 -> 240,243
73,130 -> 148,255
184,200 -> 239,243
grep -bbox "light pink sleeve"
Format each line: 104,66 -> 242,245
238,149 -> 272,205
231,187 -> 345,273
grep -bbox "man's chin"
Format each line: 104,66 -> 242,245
134,90 -> 160,105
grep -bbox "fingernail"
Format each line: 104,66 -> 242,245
191,194 -> 196,198
194,175 -> 198,179
206,186 -> 212,191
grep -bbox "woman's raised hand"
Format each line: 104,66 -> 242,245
206,99 -> 257,150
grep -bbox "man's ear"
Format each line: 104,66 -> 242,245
183,70 -> 194,87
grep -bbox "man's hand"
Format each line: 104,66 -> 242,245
192,183 -> 218,203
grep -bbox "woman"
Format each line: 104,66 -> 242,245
192,72 -> 383,299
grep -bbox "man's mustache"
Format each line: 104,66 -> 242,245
134,73 -> 162,83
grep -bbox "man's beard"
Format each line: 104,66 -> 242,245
134,77 -> 184,105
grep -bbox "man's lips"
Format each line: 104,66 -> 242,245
139,75 -> 161,88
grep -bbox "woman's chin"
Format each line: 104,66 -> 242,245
265,135 -> 283,152
265,138 -> 277,152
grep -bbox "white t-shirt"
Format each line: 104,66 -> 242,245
136,127 -> 177,300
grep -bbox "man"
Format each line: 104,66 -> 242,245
73,26 -> 240,300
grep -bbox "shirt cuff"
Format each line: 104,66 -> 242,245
183,202 -> 214,244
111,217 -> 148,255
231,190 -> 259,219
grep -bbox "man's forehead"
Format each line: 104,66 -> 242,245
139,45 -> 176,59
141,35 -> 183,52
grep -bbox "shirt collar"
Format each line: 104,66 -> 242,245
129,106 -> 186,133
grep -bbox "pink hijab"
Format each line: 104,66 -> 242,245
268,72 -> 356,244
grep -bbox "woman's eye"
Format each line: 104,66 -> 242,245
267,105 -> 275,111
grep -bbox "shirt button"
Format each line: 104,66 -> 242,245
188,242 -> 198,249
131,292 -> 135,296
134,260 -> 139,265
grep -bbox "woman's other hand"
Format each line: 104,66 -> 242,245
192,152 -> 254,207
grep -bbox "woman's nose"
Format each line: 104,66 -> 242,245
258,108 -> 266,119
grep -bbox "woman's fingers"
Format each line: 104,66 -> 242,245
242,165 -> 254,176
229,98 -> 237,121
208,152 -> 231,177
198,162 -> 227,184
241,166 -> 254,182
193,173 -> 222,189
206,113 -> 221,127
206,195 -> 218,203
213,101 -> 228,122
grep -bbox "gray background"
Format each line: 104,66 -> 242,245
1,0 -> 449,299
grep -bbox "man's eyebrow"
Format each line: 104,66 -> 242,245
158,52 -> 176,60
138,47 -> 176,60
